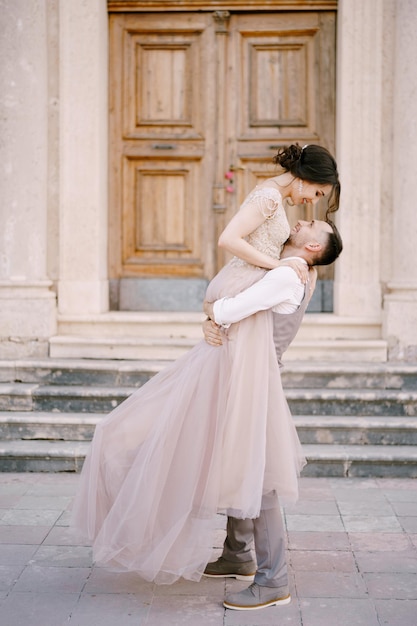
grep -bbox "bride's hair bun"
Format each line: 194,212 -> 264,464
272,144 -> 303,169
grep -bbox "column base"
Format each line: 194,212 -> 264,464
58,280 -> 109,315
383,285 -> 417,361
0,281 -> 57,358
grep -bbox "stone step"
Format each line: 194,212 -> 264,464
294,415 -> 417,445
1,412 -> 417,446
1,440 -> 416,476
285,388 -> 417,416
2,359 -> 417,390
49,334 -> 387,362
302,444 -> 417,478
0,358 -> 166,387
0,412 -> 105,441
0,440 -> 89,472
51,310 -> 387,362
56,312 -> 383,341
0,383 -> 136,413
2,383 -> 417,415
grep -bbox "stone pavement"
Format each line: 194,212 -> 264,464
0,474 -> 416,626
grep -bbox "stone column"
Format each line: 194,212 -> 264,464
333,0 -> 384,318
0,0 -> 57,357
58,0 -> 109,314
383,0 -> 417,360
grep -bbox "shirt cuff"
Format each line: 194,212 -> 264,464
212,299 -> 231,328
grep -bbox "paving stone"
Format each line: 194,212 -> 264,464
284,500 -> 340,516
342,515 -> 402,533
336,499 -> 396,517
68,593 -> 150,626
13,564 -> 91,593
83,568 -> 155,595
299,598 -> 379,626
390,501 -> 417,516
354,550 -> 417,573
145,594 -> 224,626
0,591 -> 79,626
31,545 -> 93,568
0,508 -> 61,527
25,481 -> 79,496
0,565 -> 26,591
12,495 -> 72,511
348,532 -> 412,552
55,510 -> 72,527
285,514 -> 344,532
288,531 -> 350,551
331,486 -> 386,501
290,550 -> 356,572
153,576 -> 224,597
0,525 -> 51,545
42,525 -> 89,547
374,598 -> 417,626
295,571 -> 368,598
0,494 -> 22,508
381,488 -> 417,502
0,483 -> 29,496
0,544 -> 37,565
364,572 -> 417,599
398,516 -> 417,533
298,477 -> 335,496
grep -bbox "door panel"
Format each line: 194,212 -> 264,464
122,156 -> 203,275
109,13 -> 215,281
221,12 -> 336,282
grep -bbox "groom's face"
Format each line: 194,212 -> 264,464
289,220 -> 332,247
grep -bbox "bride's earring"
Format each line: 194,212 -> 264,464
298,179 -> 303,193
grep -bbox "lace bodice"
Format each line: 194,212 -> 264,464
230,186 -> 290,268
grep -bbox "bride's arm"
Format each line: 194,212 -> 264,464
218,193 -> 282,270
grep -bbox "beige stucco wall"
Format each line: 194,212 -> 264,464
382,0 -> 417,360
58,0 -> 109,315
0,0 -> 416,360
0,0 -> 56,357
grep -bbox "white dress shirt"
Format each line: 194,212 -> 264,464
212,258 -> 307,328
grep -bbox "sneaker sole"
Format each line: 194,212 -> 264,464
223,594 -> 291,610
203,573 -> 256,582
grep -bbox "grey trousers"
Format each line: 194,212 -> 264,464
222,494 -> 288,588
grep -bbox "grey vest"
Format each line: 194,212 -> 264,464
272,282 -> 310,367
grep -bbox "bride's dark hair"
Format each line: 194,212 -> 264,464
273,144 -> 340,216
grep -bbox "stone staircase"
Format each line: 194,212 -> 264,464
1,359 -> 417,477
49,311 -> 388,362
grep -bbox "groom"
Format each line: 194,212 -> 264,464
202,219 -> 343,611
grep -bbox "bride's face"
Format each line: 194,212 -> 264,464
289,181 -> 333,207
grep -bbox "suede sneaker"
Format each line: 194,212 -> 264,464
203,556 -> 256,581
223,582 -> 291,610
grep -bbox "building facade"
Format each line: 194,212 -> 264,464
1,0 -> 416,362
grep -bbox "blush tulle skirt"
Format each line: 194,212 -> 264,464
71,261 -> 306,583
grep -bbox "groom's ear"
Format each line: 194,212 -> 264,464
305,241 -> 322,252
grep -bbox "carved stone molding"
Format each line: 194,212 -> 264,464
108,1 -> 337,12
212,10 -> 230,34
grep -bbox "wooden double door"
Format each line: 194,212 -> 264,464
108,6 -> 336,310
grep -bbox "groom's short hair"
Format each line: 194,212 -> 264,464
313,221 -> 343,266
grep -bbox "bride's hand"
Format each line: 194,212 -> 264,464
277,259 -> 309,283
